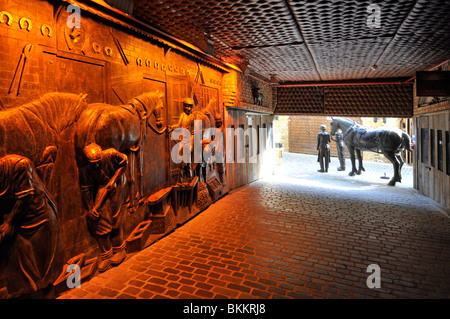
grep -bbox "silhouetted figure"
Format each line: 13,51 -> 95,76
317,125 -> 331,173
331,130 -> 346,171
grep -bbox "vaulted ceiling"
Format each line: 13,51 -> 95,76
131,0 -> 450,84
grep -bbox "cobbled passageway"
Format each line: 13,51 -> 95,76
59,153 -> 450,299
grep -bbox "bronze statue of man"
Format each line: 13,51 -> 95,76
317,125 -> 331,173
79,143 -> 128,272
331,129 -> 346,171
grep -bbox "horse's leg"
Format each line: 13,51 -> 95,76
360,149 -> 365,172
382,151 -> 399,186
356,149 -> 365,174
395,153 -> 404,183
348,146 -> 357,176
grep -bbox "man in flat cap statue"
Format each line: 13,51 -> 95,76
80,143 -> 128,272
317,125 -> 331,173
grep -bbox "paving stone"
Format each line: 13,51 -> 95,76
58,153 -> 450,299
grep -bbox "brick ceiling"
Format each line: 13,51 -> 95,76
132,0 -> 450,84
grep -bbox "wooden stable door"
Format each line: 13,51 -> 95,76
416,112 -> 450,209
226,108 -> 248,191
417,116 -> 431,197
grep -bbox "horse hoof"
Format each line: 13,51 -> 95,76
387,181 -> 396,186
348,172 -> 355,176
356,171 -> 362,175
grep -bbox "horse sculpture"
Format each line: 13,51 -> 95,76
0,92 -> 89,184
330,117 -> 412,186
74,91 -> 165,208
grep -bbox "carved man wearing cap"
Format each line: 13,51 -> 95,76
79,143 -> 128,272
169,98 -> 195,182
317,125 -> 331,173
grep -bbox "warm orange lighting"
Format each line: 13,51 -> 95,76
90,0 -> 204,54
73,0 -> 232,73
225,63 -> 242,72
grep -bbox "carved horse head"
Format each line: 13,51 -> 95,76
128,91 -> 165,133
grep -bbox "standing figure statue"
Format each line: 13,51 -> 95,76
169,97 -> 217,183
317,125 -> 331,173
0,155 -> 58,298
331,129 -> 346,171
169,98 -> 195,183
79,143 -> 128,272
213,113 -> 225,184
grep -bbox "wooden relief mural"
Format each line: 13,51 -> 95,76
0,1 -> 227,298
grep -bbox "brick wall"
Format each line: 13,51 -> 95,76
413,60 -> 450,115
222,70 -> 275,113
288,116 -> 360,157
273,115 -> 289,151
0,0 -> 55,107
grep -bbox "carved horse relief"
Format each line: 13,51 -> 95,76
0,93 -> 88,298
0,92 -> 88,184
330,117 -> 412,186
74,91 -> 165,209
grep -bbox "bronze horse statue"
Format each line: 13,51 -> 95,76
74,91 -> 165,207
330,117 -> 412,186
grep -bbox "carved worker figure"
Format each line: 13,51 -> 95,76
317,125 -> 331,173
213,113 -> 225,183
172,97 -> 195,134
80,143 -> 128,272
0,155 -> 58,298
331,129 -> 346,171
169,98 -> 195,182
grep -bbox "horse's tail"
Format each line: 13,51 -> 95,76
402,132 -> 412,152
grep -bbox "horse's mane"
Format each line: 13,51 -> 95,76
21,92 -> 88,133
128,91 -> 164,118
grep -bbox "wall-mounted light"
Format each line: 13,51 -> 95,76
269,74 -> 278,84
237,57 -> 249,73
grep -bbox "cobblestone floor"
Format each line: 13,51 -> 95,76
59,153 -> 450,299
